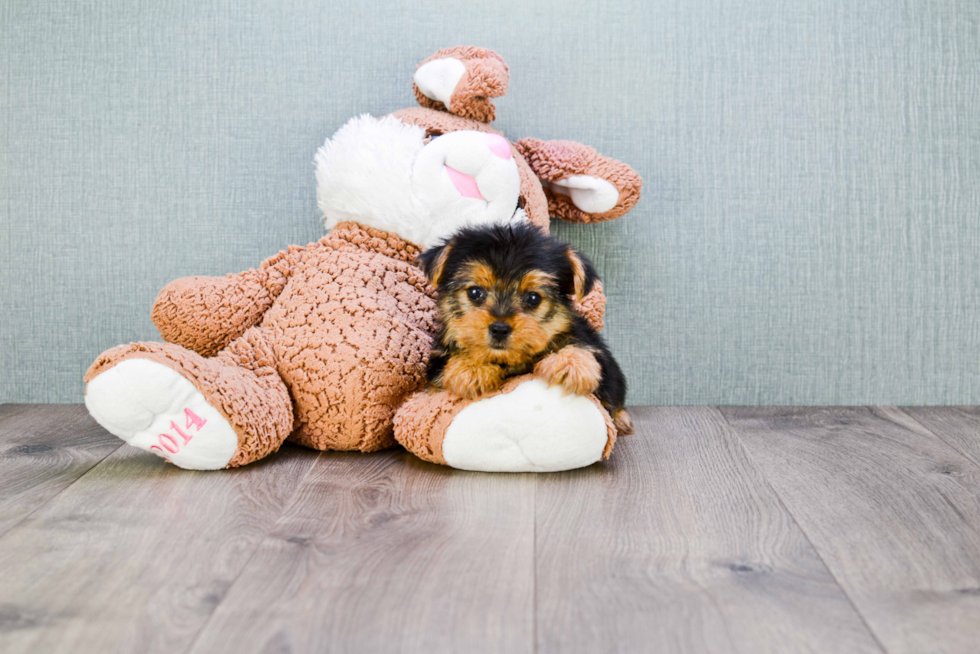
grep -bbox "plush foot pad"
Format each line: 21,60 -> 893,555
85,358 -> 238,470
442,379 -> 609,472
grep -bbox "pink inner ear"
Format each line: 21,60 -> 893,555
487,134 -> 512,159
445,165 -> 486,200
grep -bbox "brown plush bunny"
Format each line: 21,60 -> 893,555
84,46 -> 642,472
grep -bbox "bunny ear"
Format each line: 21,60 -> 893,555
515,138 -> 642,223
413,46 -> 509,123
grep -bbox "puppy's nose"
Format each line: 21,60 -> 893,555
488,321 -> 512,339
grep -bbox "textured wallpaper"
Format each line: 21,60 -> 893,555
2,0 -> 978,404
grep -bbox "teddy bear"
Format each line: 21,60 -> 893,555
83,46 -> 642,473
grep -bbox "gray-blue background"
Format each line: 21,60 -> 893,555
2,0 -> 978,404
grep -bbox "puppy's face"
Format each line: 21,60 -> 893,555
419,224 -> 597,367
442,261 -> 571,365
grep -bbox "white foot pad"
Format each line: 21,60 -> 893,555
85,359 -> 238,470
442,379 -> 609,473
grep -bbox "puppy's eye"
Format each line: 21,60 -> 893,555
467,287 -> 487,304
523,292 -> 542,309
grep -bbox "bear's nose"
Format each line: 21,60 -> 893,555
488,321 -> 512,339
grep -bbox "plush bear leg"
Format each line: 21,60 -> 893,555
394,374 -> 616,473
84,327 -> 292,470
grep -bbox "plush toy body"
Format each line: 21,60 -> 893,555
84,47 -> 642,472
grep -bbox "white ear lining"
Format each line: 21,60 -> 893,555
414,58 -> 466,108
544,175 -> 620,214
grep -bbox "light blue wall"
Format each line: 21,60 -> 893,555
2,0 -> 979,404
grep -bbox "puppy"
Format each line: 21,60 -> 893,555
418,222 -> 632,434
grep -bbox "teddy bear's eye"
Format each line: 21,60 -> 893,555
467,287 -> 487,304
523,292 -> 542,309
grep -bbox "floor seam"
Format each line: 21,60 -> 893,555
178,452 -> 323,654
532,475 -> 538,654
892,406 -> 980,473
181,450 -> 324,654
712,407 -> 893,654
0,440 -> 123,542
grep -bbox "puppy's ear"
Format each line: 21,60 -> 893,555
564,247 -> 598,301
418,244 -> 453,287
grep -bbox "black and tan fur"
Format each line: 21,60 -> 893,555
418,223 -> 632,434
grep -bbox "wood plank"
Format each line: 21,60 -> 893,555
900,407 -> 980,470
535,406 -> 883,654
0,404 -> 120,537
187,450 -> 535,654
721,407 -> 980,654
0,440 -> 316,654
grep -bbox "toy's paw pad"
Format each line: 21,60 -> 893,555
85,359 -> 238,470
442,379 -> 609,472
442,358 -> 504,400
534,346 -> 601,396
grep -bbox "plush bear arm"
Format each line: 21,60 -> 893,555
151,244 -> 307,357
394,375 -> 617,471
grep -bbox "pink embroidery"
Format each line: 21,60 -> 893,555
185,408 -> 206,430
158,432 -> 179,453
171,420 -> 192,445
147,407 -> 208,459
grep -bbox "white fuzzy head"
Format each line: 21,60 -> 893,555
315,114 -> 527,249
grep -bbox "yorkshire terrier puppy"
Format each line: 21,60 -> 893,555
419,222 -> 632,434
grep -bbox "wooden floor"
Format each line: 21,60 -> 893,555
0,405 -> 978,654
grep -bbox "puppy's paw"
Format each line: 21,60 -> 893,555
612,408 -> 634,435
534,346 -> 601,396
442,358 -> 504,400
